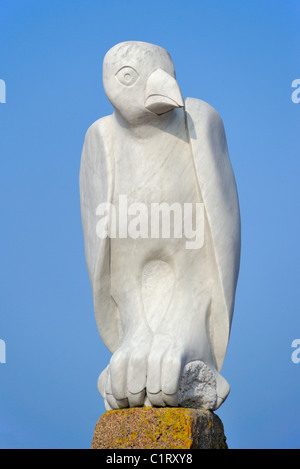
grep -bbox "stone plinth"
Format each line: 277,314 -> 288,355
91,407 -> 227,449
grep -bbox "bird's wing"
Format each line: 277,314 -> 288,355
185,98 -> 241,371
80,116 -> 122,353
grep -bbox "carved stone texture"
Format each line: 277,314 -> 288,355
91,408 -> 228,449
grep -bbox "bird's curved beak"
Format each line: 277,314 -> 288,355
145,68 -> 184,115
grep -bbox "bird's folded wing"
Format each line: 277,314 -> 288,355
185,98 -> 241,371
79,116 -> 121,353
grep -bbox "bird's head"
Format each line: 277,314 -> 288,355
103,41 -> 184,126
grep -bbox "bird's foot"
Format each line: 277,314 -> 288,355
101,326 -> 153,409
145,332 -> 187,407
145,333 -> 230,410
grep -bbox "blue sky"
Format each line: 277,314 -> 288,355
0,0 -> 299,449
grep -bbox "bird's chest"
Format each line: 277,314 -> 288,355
113,132 -> 201,206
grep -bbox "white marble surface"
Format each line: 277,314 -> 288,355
80,41 -> 241,410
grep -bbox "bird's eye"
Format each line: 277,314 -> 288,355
115,66 -> 139,86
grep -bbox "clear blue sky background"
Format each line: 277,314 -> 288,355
0,0 -> 299,449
